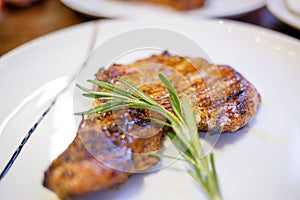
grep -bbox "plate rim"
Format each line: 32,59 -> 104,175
1,18 -> 300,64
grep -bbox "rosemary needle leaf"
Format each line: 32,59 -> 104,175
145,117 -> 173,128
167,131 -> 196,165
181,95 -> 198,135
158,73 -> 183,120
149,152 -> 187,162
75,83 -> 93,93
82,95 -> 115,101
87,79 -> 138,99
118,77 -> 157,105
181,95 -> 202,157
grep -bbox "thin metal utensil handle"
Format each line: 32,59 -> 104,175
0,21 -> 99,181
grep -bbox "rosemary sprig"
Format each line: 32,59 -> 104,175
76,73 -> 222,200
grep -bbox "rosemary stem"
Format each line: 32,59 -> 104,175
76,73 -> 222,200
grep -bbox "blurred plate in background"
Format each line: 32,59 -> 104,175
61,0 -> 266,18
267,0 -> 300,30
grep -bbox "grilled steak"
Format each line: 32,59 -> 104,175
43,52 -> 261,199
97,51 -> 261,132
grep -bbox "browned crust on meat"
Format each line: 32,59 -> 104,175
43,52 -> 261,199
43,112 -> 162,199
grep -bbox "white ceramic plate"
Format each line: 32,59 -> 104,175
267,0 -> 300,30
0,18 -> 300,200
61,0 -> 266,18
